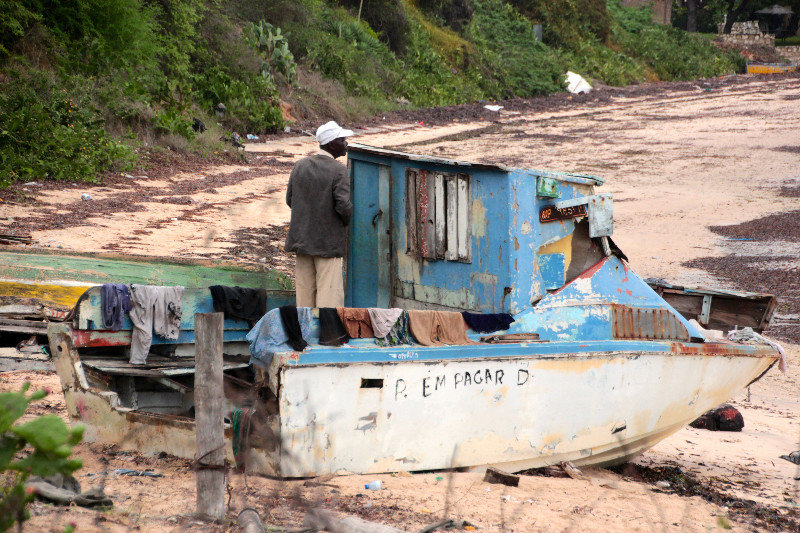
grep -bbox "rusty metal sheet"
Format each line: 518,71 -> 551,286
539,204 -> 587,223
611,305 -> 690,341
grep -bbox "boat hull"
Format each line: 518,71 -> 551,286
275,349 -> 774,476
49,322 -> 775,477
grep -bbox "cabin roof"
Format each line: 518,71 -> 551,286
347,143 -> 604,185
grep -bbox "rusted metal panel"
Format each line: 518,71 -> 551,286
746,63 -> 798,74
539,203 -> 587,223
611,305 -> 690,341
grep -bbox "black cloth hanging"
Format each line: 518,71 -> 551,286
279,305 -> 308,351
461,312 -> 515,334
209,285 -> 267,321
101,283 -> 132,331
318,307 -> 350,346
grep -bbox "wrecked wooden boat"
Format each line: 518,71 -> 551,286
645,280 -> 777,333
0,249 -> 291,343
46,144 -> 782,477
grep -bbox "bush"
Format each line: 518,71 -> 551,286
0,0 -> 749,187
0,383 -> 84,532
510,0 -> 613,47
338,0 -> 412,54
0,72 -> 134,186
608,0 -> 743,80
0,2 -> 40,58
396,7 -> 485,107
466,0 -> 564,97
301,9 -> 400,98
558,38 -> 646,86
417,0 -> 474,32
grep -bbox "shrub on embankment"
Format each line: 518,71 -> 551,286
0,0 -> 744,188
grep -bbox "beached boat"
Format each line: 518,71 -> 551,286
42,145 -> 781,477
746,62 -> 799,74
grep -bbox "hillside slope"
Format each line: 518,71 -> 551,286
0,0 -> 744,187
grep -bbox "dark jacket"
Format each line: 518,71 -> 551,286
284,153 -> 353,258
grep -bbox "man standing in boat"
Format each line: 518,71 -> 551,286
284,121 -> 353,308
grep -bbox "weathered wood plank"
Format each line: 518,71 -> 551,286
456,174 -> 471,261
434,173 -> 446,259
483,466 -> 520,487
424,171 -> 437,260
416,170 -> 430,258
0,249 -> 292,290
0,325 -> 46,334
238,509 -> 264,533
0,280 -> 93,309
71,327 -> 251,348
405,169 -> 418,254
195,312 -> 226,520
445,174 -> 458,261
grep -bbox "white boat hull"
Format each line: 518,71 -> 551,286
48,324 -> 775,477
274,350 -> 774,476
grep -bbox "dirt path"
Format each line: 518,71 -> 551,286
1,73 -> 799,531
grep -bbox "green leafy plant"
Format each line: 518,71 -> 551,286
0,72 -> 135,186
0,383 -> 84,532
466,0 -> 564,97
153,107 -> 196,139
607,0 -> 744,81
244,20 -> 298,86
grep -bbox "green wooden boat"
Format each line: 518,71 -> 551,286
0,246 -> 292,335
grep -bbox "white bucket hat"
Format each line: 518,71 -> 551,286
316,121 -> 354,146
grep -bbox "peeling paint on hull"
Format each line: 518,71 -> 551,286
274,350 -> 775,476
50,327 -> 775,477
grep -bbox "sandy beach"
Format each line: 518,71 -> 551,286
1,73 -> 799,531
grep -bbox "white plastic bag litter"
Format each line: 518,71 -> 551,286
565,71 -> 592,94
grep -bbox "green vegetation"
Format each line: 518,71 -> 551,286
777,35 -> 800,46
0,0 -> 746,187
0,383 -> 84,532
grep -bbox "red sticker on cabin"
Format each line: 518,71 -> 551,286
539,204 -> 587,223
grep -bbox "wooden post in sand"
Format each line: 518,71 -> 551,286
195,312 -> 225,520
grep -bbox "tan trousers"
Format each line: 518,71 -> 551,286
295,253 -> 344,308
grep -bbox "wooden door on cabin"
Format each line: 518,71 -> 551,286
346,162 -> 391,308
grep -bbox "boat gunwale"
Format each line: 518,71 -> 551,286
274,339 -> 779,367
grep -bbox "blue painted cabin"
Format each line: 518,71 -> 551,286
345,144 -> 611,315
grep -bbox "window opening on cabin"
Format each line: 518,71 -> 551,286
405,168 -> 472,262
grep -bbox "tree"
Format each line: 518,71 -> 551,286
687,0 -> 698,31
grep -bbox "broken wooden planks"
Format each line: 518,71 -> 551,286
483,466 -> 520,487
